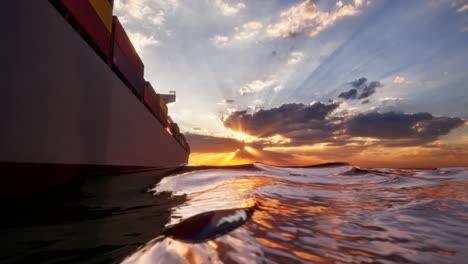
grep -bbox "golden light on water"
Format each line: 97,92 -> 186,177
122,161 -> 468,263
207,240 -> 218,249
292,250 -> 328,263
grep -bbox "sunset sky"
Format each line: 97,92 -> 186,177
115,0 -> 468,168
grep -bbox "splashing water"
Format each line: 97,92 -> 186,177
122,163 -> 468,263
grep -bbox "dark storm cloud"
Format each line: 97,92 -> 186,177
358,81 -> 383,99
223,102 -> 340,138
185,133 -> 243,153
350,77 -> 367,88
338,89 -> 358,100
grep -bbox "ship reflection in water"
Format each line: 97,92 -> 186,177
122,163 -> 468,263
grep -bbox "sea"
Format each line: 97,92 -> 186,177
1,163 -> 468,263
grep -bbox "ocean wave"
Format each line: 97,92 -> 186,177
123,163 -> 468,263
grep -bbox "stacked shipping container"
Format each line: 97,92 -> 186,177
60,0 -> 112,61
50,0 -> 189,153
143,82 -> 169,127
112,16 -> 145,98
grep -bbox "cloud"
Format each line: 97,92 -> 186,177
393,76 -> 406,84
222,102 -> 465,148
217,101 -> 466,167
212,35 -> 230,46
379,97 -> 403,102
113,0 -> 181,50
118,15 -> 129,24
223,102 -> 341,139
350,77 -> 367,88
126,31 -> 159,52
233,21 -> 263,41
273,85 -> 284,92
150,10 -> 166,26
218,0 -> 363,45
457,3 -> 468,12
249,99 -> 265,110
288,52 -> 305,65
239,76 -> 279,95
338,78 -> 383,100
358,81 -> 383,99
115,0 -> 150,19
215,0 -> 246,16
266,0 -> 317,38
227,108 -> 238,114
354,0 -> 363,7
115,0 -> 179,26
266,0 -> 362,39
345,112 -> 465,146
338,89 -> 358,100
308,3 -> 360,37
212,21 -> 263,46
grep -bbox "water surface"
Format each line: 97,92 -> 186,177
124,163 -> 468,263
1,163 -> 467,263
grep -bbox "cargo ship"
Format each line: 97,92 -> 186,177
0,0 -> 190,201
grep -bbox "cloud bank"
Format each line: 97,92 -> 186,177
223,102 -> 465,148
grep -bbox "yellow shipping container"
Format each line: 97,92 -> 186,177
89,0 -> 113,32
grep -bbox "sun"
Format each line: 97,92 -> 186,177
227,129 -> 258,143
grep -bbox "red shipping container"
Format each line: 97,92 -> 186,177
113,42 -> 145,98
61,0 -> 111,60
143,92 -> 158,117
144,82 -> 156,102
143,84 -> 161,118
113,16 -> 144,77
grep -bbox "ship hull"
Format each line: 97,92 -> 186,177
0,1 -> 188,200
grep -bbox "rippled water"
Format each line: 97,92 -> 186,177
122,163 -> 468,264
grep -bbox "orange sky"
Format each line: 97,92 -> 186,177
189,145 -> 468,168
189,129 -> 468,168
